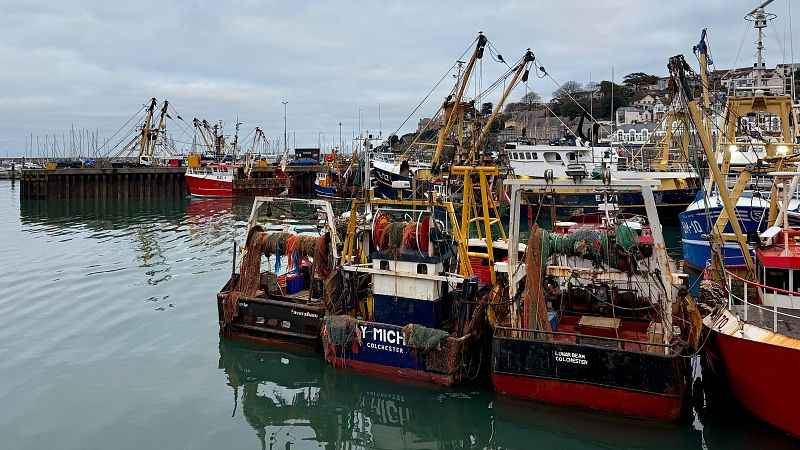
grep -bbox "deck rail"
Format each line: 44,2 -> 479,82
495,325 -> 674,352
725,269 -> 800,331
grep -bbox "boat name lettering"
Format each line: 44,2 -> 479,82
360,325 -> 406,353
554,351 -> 588,365
291,309 -> 318,318
712,312 -> 729,330
681,220 -> 703,234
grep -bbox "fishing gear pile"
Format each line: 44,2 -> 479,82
222,229 -> 330,327
321,315 -> 362,364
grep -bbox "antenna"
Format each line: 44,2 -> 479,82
746,0 -> 777,88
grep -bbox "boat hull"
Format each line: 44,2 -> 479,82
542,188 -> 697,222
217,275 -> 323,349
314,181 -> 359,199
314,182 -> 337,197
186,172 -> 233,197
186,172 -> 290,198
371,165 -> 414,199
704,320 -> 800,437
323,320 -> 467,386
678,205 -> 764,269
492,332 -> 687,421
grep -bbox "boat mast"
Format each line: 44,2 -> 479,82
668,55 -> 756,280
747,0 -> 776,89
472,49 -> 536,162
430,33 -> 488,171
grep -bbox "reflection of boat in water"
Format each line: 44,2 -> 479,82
185,197 -> 234,220
217,339 -> 492,449
492,395 -> 701,449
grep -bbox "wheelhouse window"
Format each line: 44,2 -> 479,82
525,152 -> 532,160
764,267 -> 789,293
380,260 -> 390,270
416,264 -> 428,274
532,152 -> 538,160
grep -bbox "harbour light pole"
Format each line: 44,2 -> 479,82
282,101 -> 288,151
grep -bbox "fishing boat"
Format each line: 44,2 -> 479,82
185,163 -> 290,197
492,177 -> 701,420
314,148 -> 364,198
216,197 -> 340,348
678,8 -> 800,270
320,188 -> 489,386
664,15 -> 800,434
700,172 -> 800,438
506,137 -> 699,219
186,124 -> 290,197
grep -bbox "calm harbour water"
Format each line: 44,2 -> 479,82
0,179 -> 796,449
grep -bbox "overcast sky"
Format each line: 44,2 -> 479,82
0,0 -> 796,157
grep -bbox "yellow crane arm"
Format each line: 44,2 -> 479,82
431,33 -> 488,168
473,50 -> 535,159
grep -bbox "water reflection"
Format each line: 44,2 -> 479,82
218,339 -> 491,449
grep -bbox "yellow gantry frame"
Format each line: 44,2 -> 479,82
451,165 -> 506,285
339,190 -> 475,279
684,89 -> 756,279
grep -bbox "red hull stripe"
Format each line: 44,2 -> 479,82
707,330 -> 800,437
492,373 -> 683,421
185,174 -> 233,197
327,355 -> 455,387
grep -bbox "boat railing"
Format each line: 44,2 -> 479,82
725,269 -> 800,332
495,325 -> 674,353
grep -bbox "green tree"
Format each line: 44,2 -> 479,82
552,81 -> 584,102
503,91 -> 541,113
623,72 -> 659,92
597,81 -> 633,119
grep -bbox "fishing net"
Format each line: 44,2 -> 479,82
222,230 -> 330,327
321,315 -> 362,362
543,224 -> 640,270
524,225 -> 552,335
420,336 -> 462,375
322,315 -> 360,345
223,228 -> 271,326
401,324 -> 448,352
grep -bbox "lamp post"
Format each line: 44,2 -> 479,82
282,101 -> 288,151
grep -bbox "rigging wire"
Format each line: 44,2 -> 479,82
391,37 -> 479,137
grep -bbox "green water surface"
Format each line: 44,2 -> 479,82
0,180 -> 795,449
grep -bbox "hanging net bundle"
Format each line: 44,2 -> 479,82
222,228 -> 330,327
321,315 -> 362,361
522,223 -> 643,333
401,324 -> 448,352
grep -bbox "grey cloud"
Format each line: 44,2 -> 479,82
0,0 -> 794,155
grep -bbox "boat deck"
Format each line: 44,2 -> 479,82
731,303 -> 800,340
552,315 -> 654,351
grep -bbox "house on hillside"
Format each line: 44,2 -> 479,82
504,109 -> 572,142
711,65 -> 787,96
616,106 -> 652,126
631,93 -> 657,112
613,122 -> 660,144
